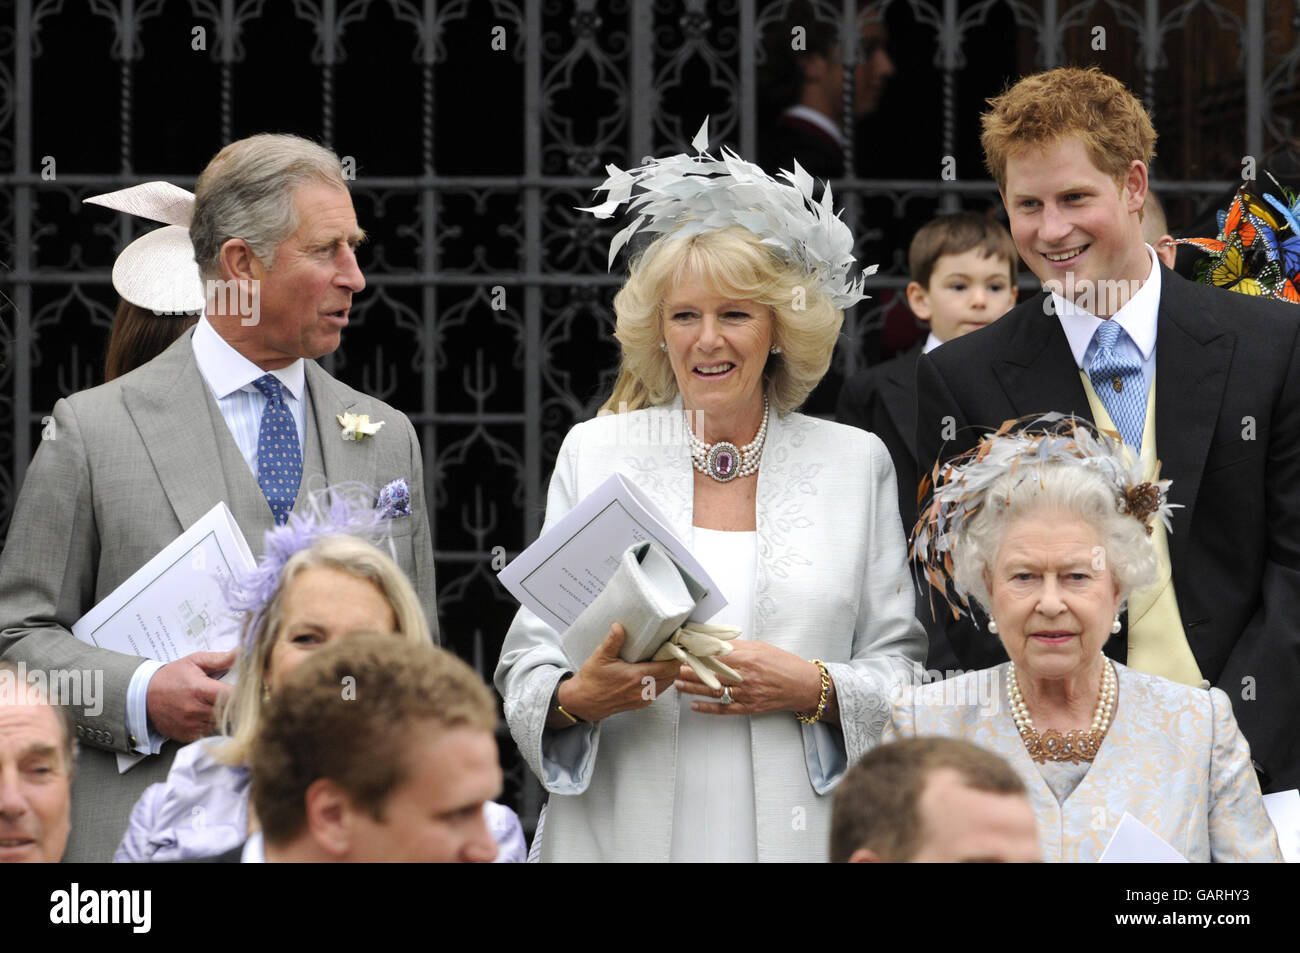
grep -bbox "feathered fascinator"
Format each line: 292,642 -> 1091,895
577,118 -> 874,309
911,414 -> 1178,619
223,484 -> 399,646
1174,174 -> 1300,303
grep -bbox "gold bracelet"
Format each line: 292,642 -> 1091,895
795,659 -> 831,725
553,673 -> 583,725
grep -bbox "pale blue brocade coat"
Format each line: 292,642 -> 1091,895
884,663 -> 1282,862
495,402 -> 927,862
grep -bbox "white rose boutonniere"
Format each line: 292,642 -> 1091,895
337,412 -> 385,441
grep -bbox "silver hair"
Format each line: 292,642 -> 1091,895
951,461 -> 1160,613
190,134 -> 347,281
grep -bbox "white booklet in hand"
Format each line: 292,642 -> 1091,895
72,501 -> 256,772
498,473 -> 726,634
1097,812 -> 1189,863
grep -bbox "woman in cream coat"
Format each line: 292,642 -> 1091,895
496,150 -> 925,862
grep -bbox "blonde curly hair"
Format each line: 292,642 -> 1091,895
600,226 -> 843,415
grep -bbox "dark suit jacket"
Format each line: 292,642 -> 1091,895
837,341 -> 924,531
916,266 -> 1300,791
0,328 -> 440,860
837,340 -> 960,675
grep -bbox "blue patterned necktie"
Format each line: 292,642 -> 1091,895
253,375 -> 302,525
1088,320 -> 1146,453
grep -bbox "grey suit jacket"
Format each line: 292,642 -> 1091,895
0,328 -> 438,861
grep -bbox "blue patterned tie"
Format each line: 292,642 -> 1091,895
253,375 -> 302,525
1088,321 -> 1146,453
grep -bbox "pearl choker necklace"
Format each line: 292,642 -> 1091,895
687,397 -> 769,483
1006,659 -> 1116,763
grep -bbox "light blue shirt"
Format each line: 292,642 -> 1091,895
1052,243 -> 1161,399
189,316 -> 307,473
124,318 -> 309,755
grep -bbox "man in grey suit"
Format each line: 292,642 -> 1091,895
0,134 -> 439,861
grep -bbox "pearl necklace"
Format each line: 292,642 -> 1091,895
1006,659 -> 1116,763
687,397 -> 769,483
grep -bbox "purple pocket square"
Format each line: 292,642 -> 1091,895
377,478 -> 411,519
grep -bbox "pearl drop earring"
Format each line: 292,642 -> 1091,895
1111,615 -> 1122,634
987,619 -> 999,634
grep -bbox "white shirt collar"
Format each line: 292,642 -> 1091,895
922,332 -> 944,354
1053,244 -> 1161,369
240,830 -> 265,864
192,316 -> 306,401
781,105 -> 847,148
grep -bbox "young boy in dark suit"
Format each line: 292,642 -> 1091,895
837,213 -> 1017,673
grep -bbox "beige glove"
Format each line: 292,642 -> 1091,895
653,622 -> 743,691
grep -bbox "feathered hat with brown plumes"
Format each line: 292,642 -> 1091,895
910,413 -> 1178,620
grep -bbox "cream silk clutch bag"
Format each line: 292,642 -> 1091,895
561,541 -> 741,688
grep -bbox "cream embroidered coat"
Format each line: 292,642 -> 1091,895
495,403 -> 926,862
885,662 -> 1282,862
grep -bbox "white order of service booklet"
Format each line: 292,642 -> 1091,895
497,473 -> 726,634
71,501 -> 256,773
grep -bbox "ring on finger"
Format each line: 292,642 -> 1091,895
720,686 -> 733,705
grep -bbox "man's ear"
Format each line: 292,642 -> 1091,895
218,237 -> 262,283
1155,235 -> 1177,270
905,280 -> 933,322
303,778 -> 352,859
848,846 -> 884,863
1123,160 -> 1148,215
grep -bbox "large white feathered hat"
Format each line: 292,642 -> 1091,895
578,118 -> 874,309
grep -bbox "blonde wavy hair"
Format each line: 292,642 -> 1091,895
215,535 -> 432,766
600,226 -> 843,415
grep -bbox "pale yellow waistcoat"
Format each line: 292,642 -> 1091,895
1079,371 -> 1203,686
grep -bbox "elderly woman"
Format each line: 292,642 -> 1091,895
891,416 -> 1281,862
117,498 -> 525,862
495,127 -> 925,862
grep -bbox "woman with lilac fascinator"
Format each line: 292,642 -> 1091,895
496,120 -> 925,862
115,487 -> 526,863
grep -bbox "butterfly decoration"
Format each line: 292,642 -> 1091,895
1175,175 -> 1300,304
1199,233 -> 1281,296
